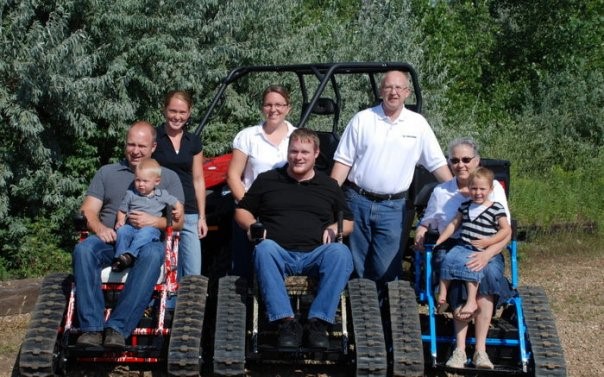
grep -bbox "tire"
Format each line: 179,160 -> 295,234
386,280 -> 424,377
213,275 -> 248,376
19,273 -> 71,377
519,286 -> 567,377
348,278 -> 388,377
167,274 -> 209,376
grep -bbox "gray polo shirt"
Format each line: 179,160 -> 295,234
86,160 -> 185,228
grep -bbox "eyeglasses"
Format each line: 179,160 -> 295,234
382,85 -> 409,93
262,103 -> 289,109
449,156 -> 475,164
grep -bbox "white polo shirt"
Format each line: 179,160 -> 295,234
232,121 -> 296,191
421,178 -> 511,237
333,105 -> 447,194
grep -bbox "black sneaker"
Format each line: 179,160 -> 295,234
306,318 -> 330,349
103,328 -> 126,348
76,331 -> 102,347
277,319 -> 303,348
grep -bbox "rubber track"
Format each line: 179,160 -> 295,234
168,274 -> 209,376
348,278 -> 388,377
19,273 -> 70,377
386,280 -> 424,377
213,276 -> 247,376
519,286 -> 567,377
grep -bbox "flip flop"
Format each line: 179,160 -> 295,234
453,306 -> 476,322
437,302 -> 449,314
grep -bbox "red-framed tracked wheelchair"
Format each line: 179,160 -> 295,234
18,206 -> 209,376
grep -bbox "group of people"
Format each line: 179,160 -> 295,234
72,71 -> 514,370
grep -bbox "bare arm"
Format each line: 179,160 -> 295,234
234,207 -> 259,241
226,149 -> 249,202
115,211 -> 127,229
192,151 -> 208,238
431,165 -> 453,183
471,216 -> 512,250
330,161 -> 351,186
81,196 -> 117,243
435,212 -> 462,245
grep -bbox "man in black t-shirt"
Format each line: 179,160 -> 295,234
235,129 -> 354,349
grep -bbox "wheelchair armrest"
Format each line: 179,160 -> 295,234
73,212 -> 88,232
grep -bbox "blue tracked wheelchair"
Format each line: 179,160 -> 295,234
386,162 -> 567,377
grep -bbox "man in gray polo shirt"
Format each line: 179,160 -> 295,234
72,121 -> 185,348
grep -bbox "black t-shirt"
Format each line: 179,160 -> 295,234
238,166 -> 353,251
153,126 -> 203,214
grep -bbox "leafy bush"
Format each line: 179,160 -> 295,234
0,217 -> 72,279
487,65 -> 603,174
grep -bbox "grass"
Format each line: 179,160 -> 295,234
518,232 -> 604,260
510,163 -> 603,234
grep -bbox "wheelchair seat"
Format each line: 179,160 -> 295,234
100,265 -> 166,284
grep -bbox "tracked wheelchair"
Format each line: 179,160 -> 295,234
18,206 -> 209,376
386,162 -> 567,376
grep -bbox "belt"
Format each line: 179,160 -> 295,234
345,181 -> 406,201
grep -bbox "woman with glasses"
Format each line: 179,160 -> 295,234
227,85 -> 296,277
414,137 -> 514,370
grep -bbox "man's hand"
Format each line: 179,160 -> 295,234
128,211 -> 160,228
322,228 -> 337,244
96,225 -> 117,244
172,205 -> 183,225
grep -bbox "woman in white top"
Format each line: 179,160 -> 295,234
227,85 -> 296,276
414,137 -> 514,370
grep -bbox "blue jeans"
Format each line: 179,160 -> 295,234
254,239 -> 353,324
440,245 -> 484,282
178,213 -> 202,277
72,235 -> 164,337
345,188 -> 405,286
115,224 -> 160,258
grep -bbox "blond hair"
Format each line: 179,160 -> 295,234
469,167 -> 494,188
136,158 -> 162,178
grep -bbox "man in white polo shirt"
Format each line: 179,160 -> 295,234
331,70 -> 452,288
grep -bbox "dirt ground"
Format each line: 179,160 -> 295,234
1,239 -> 602,377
